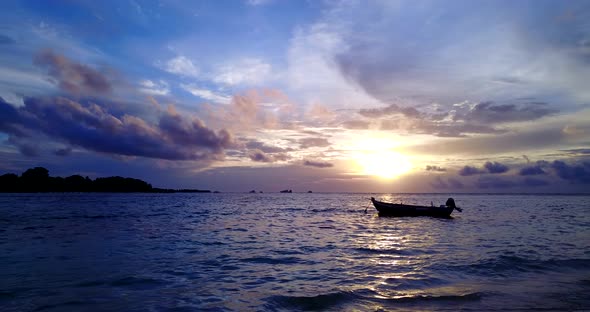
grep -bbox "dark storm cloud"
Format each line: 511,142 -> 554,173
18,144 -> 40,157
298,137 -> 331,149
34,50 -> 112,94
456,102 -> 557,124
484,161 -> 509,174
0,98 -> 25,135
458,166 -> 485,176
54,147 -> 73,156
459,161 -> 508,176
0,96 -> 233,160
7,137 -> 40,157
551,160 -> 590,184
158,112 -> 232,152
303,160 -> 333,168
425,165 -> 446,172
519,165 -> 546,176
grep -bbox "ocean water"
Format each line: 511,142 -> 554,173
1,193 -> 589,311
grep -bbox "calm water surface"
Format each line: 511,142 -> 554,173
1,193 -> 589,311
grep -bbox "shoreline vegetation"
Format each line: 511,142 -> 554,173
0,167 -> 211,193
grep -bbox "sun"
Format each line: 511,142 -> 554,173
355,150 -> 413,179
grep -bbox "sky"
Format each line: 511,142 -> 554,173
0,0 -> 589,193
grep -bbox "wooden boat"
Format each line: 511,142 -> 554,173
370,197 -> 462,218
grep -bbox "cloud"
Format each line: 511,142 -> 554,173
208,89 -> 295,131
162,55 -> 199,77
244,139 -> 292,153
138,80 -> 169,96
6,136 -> 40,157
181,84 -> 231,103
303,160 -> 333,168
522,155 -> 531,163
455,101 -> 557,124
522,177 -> 549,187
359,103 -> 421,118
248,149 -> 289,163
408,119 -> 505,137
158,107 -> 233,153
247,0 -> 272,5
54,147 -> 73,156
249,149 -> 273,162
426,165 -> 446,172
459,161 -> 508,176
298,137 -> 330,149
519,165 -> 546,176
476,176 -> 516,189
430,176 -> 463,189
0,96 -> 233,160
341,120 -> 370,130
0,98 -> 23,134
405,126 -> 570,156
458,166 -> 485,176
34,50 -> 111,94
551,160 -> 590,184
476,176 -> 551,189
330,1 -> 590,107
357,100 -> 556,138
560,148 -> 590,155
212,58 -> 272,86
484,161 -> 509,174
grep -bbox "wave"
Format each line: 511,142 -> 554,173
240,256 -> 316,265
311,207 -> 338,213
383,291 -> 483,302
266,289 -> 483,310
282,207 -> 305,212
109,276 -> 168,289
0,287 -> 32,299
33,300 -> 93,311
266,291 -> 355,310
353,247 -> 437,256
438,255 -> 590,277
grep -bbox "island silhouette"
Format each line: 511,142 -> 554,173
0,167 -> 211,193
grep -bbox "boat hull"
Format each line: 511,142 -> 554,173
371,198 -> 455,218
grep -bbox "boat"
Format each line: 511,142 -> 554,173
370,197 -> 462,218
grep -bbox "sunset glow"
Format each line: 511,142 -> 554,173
355,151 -> 413,180
0,1 -> 588,193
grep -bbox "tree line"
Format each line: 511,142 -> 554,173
0,167 -> 210,193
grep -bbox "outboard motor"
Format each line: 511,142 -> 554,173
445,198 -> 462,212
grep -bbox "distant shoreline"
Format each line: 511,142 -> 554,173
0,167 -> 212,193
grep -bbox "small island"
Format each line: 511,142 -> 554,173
0,167 -> 211,193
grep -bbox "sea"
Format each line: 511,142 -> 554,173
1,193 -> 589,311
